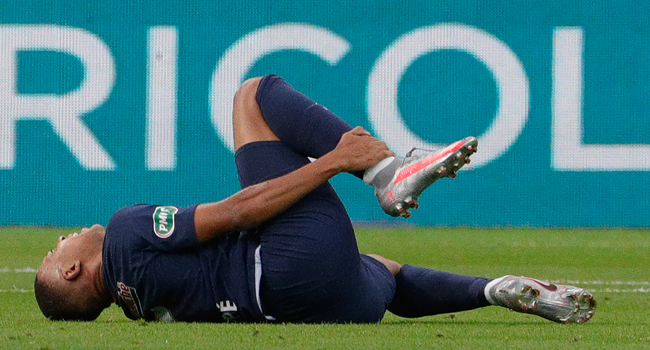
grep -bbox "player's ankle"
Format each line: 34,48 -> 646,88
483,276 -> 509,305
363,156 -> 399,187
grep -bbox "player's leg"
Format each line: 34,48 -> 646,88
254,74 -> 354,160
232,88 -> 388,323
367,255 -> 596,323
233,82 -> 595,324
362,254 -> 492,317
387,264 -> 492,317
241,75 -> 479,217
236,140 -> 393,323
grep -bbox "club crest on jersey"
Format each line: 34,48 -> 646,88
117,282 -> 144,319
152,206 -> 178,238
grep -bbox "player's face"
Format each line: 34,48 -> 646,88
41,224 -> 106,267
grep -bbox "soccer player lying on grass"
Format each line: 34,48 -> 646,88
35,75 -> 596,324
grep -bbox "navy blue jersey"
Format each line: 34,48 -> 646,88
101,204 -> 265,322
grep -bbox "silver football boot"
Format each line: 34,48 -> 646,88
373,136 -> 478,218
486,276 -> 596,324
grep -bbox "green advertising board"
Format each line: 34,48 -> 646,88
1,0 -> 649,226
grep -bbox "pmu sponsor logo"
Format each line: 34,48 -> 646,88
1,23 -> 648,171
117,282 -> 144,320
152,206 -> 178,238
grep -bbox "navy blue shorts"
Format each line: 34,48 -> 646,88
235,141 -> 396,323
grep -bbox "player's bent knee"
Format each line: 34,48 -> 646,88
366,254 -> 402,276
233,77 -> 263,122
234,77 -> 263,106
233,76 -> 280,150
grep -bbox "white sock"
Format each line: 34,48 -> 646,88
362,157 -> 395,185
483,275 -> 510,305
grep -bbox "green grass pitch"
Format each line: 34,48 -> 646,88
1,226 -> 649,349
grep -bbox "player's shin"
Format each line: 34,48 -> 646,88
387,265 -> 490,318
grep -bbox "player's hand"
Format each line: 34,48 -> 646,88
330,126 -> 395,172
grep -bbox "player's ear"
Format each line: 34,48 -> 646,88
62,261 -> 81,281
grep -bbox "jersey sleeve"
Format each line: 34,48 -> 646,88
106,204 -> 200,252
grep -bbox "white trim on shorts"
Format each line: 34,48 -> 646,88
254,245 -> 276,321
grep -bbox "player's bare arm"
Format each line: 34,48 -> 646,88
194,126 -> 394,242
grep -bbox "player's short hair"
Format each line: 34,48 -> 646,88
34,275 -> 103,321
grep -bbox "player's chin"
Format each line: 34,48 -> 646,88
86,224 -> 106,234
